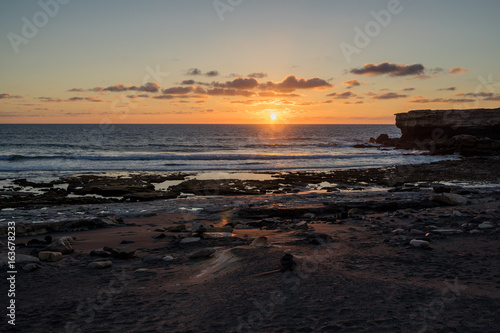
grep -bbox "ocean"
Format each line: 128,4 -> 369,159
0,124 -> 453,180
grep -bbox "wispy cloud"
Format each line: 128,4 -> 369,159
0,93 -> 23,99
372,92 -> 407,99
449,67 -> 469,75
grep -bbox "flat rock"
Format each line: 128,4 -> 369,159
250,236 -> 270,247
0,253 -> 40,265
432,229 -> 464,235
295,221 -> 309,231
87,261 -> 113,269
90,250 -> 111,257
162,255 -> 174,262
189,248 -> 216,259
142,255 -> 164,263
478,223 -> 494,229
430,193 -> 468,206
180,237 -> 201,244
410,239 -> 431,248
111,246 -> 136,259
38,251 -> 63,262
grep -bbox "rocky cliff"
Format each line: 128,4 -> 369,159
395,108 -> 500,141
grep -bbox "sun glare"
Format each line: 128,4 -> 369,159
270,113 -> 277,120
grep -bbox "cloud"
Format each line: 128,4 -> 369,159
326,91 -> 358,99
213,77 -> 260,90
402,87 -> 415,91
248,72 -> 267,78
67,88 -> 85,92
449,67 -> 469,75
67,96 -> 103,102
0,93 -> 23,99
342,79 -> 361,87
372,92 -> 407,99
90,82 -> 160,93
437,86 -> 456,91
162,86 -> 194,94
207,88 -> 255,97
127,94 -> 149,99
181,80 -> 196,85
484,95 -> 500,101
205,70 -> 219,77
409,95 -> 475,103
351,62 -> 425,76
260,75 -> 333,92
186,68 -> 202,76
258,91 -> 301,98
456,92 -> 493,98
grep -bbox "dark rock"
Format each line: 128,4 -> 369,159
110,246 -> 136,259
189,248 -> 216,259
120,240 -> 135,244
90,250 -> 111,257
43,237 -> 74,255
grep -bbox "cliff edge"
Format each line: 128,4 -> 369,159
395,108 -> 500,141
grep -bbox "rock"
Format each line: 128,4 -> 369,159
410,229 -> 425,235
90,250 -> 111,257
180,237 -> 201,244
43,237 -> 74,255
392,229 -> 405,235
432,229 -> 464,235
303,213 -> 316,219
295,221 -> 309,231
250,236 -> 270,247
153,233 -> 167,239
430,193 -> 468,206
87,261 -> 113,269
452,210 -> 463,217
120,240 -> 135,244
305,233 -> 333,245
110,246 -> 136,259
348,208 -> 364,217
0,253 -> 40,265
396,108 -> 500,141
375,134 -> 390,144
410,239 -> 431,248
206,226 -> 233,233
469,229 -> 484,234
22,263 -> 42,272
38,251 -> 63,262
142,255 -> 164,263
189,248 -> 215,259
478,223 -> 494,230
162,256 -> 174,262
167,224 -> 186,232
233,223 -> 252,230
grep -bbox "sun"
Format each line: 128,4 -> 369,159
270,113 -> 277,120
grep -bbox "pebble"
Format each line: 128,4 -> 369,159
410,239 -> 431,248
162,255 -> 174,262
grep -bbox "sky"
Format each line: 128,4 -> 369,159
1,0 -> 500,124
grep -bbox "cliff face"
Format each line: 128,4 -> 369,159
395,108 -> 500,141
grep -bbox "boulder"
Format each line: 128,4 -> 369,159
430,193 -> 468,206
295,221 -> 309,231
110,246 -> 136,259
87,261 -> 113,269
43,237 -> 74,255
38,251 -> 63,262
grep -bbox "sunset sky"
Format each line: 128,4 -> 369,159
1,0 -> 500,124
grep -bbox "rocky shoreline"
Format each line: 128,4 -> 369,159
1,176 -> 500,332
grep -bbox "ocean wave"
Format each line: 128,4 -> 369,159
0,152 -> 405,162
